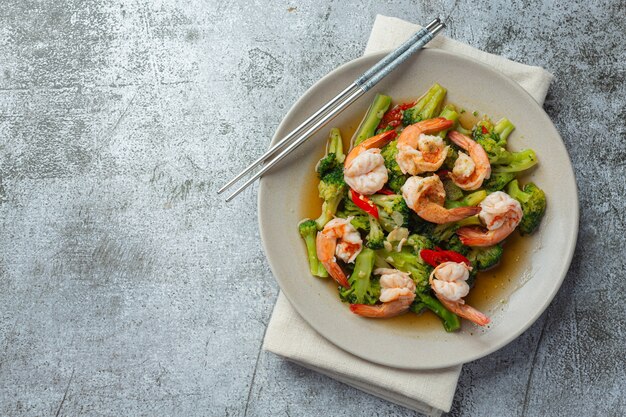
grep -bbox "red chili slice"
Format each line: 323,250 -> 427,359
377,101 -> 415,130
350,189 -> 379,219
420,249 -> 470,267
377,188 -> 396,195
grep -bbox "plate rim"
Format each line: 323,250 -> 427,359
258,48 -> 579,369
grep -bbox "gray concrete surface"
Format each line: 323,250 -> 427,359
0,0 -> 624,416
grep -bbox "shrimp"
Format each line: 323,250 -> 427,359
316,218 -> 363,288
395,117 -> 454,175
350,268 -> 416,318
447,131 -> 491,190
401,175 -> 481,224
429,262 -> 490,326
457,191 -> 522,246
343,130 -> 396,195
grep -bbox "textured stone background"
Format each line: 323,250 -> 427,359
0,0 -> 624,416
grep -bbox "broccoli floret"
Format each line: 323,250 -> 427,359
408,211 -> 437,236
406,233 -> 434,255
370,194 -> 410,232
468,244 -> 504,270
378,248 -> 432,292
348,215 -> 370,231
298,219 -> 329,278
442,178 -> 464,201
506,180 -> 547,235
476,136 -> 538,173
314,130 -> 348,229
315,168 -> 347,229
316,128 -> 345,178
339,248 -> 380,305
402,83 -> 447,126
482,172 -> 516,192
442,144 -> 460,171
409,300 -> 426,315
445,234 -> 471,256
380,139 -> 407,193
445,190 -> 487,209
365,215 -> 385,249
353,94 -> 392,146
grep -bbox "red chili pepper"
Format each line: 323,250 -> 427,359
377,102 -> 415,130
420,249 -> 470,268
481,126 -> 489,134
377,188 -> 396,195
350,189 -> 379,219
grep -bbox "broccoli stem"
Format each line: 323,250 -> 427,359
420,86 -> 447,119
328,128 -> 345,163
402,83 -> 447,125
437,104 -> 459,138
353,94 -> 392,146
494,118 -> 515,142
299,220 -> 329,278
349,248 -> 376,302
417,292 -> 461,332
445,190 -> 487,208
315,194 -> 343,230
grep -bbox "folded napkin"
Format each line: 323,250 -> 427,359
263,14 -> 554,416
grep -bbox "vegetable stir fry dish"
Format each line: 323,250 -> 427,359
298,83 -> 547,332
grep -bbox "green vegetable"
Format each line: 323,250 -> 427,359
348,215 -> 370,231
380,139 -> 407,193
443,179 -> 464,202
298,220 -> 328,278
365,215 -> 385,249
370,193 -> 410,232
402,83 -> 447,126
353,94 -> 392,146
506,180 -> 547,235
482,172 -> 516,192
339,248 -> 380,305
416,292 -> 461,332
437,104 -> 459,138
406,233 -> 434,255
445,190 -> 487,209
494,118 -> 515,142
468,244 -> 504,270
315,130 -> 348,229
316,128 -> 345,178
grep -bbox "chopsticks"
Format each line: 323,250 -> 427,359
219,18 -> 445,201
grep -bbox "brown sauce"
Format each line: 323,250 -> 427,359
299,99 -> 530,330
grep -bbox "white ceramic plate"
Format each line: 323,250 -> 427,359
258,49 -> 578,369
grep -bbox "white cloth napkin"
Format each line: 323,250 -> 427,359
263,14 -> 554,416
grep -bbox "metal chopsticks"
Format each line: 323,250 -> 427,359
219,19 -> 445,201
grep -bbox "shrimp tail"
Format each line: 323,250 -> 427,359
438,297 -> 490,326
349,299 -> 410,318
345,130 -> 397,167
414,117 -> 454,134
324,261 -> 351,288
417,202 -> 481,224
457,225 -> 513,247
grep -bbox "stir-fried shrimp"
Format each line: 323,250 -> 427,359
396,118 -> 453,175
316,218 -> 363,288
401,175 -> 481,224
350,268 -> 416,318
429,262 -> 490,326
457,191 -> 522,246
344,149 -> 388,195
343,130 -> 396,195
448,131 -> 491,190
